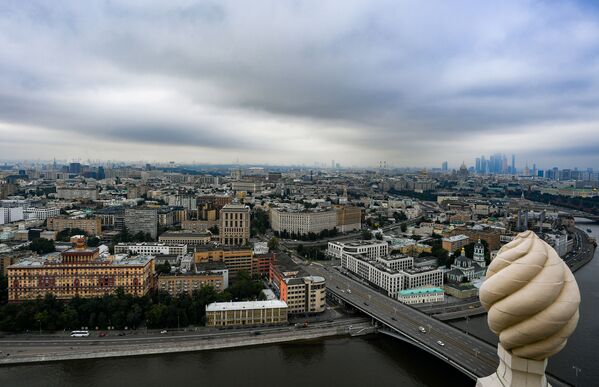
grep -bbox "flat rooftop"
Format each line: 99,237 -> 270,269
206,300 -> 287,312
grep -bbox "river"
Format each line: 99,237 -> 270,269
2,221 -> 597,387
0,335 -> 470,387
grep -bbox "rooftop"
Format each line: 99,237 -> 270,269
206,300 -> 287,312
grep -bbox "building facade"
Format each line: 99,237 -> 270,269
206,300 -> 288,327
158,231 -> 211,246
47,217 -> 103,236
124,207 -> 158,239
7,238 -> 154,301
279,275 -> 326,314
219,204 -> 250,246
270,208 -> 337,235
114,243 -> 187,256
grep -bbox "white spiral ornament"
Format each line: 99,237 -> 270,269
479,230 -> 580,360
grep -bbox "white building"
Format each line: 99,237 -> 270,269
327,240 -> 389,260
340,250 -> 442,299
0,207 -> 24,224
271,208 -> 337,235
114,243 -> 187,256
23,207 -> 60,221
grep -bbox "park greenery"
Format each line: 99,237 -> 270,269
250,208 -> 270,236
273,227 -> 339,241
0,270 -> 265,332
28,238 -> 56,254
296,244 -> 328,260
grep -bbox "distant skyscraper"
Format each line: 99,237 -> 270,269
475,158 -> 481,173
69,162 -> 81,175
442,161 -> 448,171
511,154 -> 516,174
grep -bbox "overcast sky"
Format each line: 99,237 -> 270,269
1,1 -> 599,169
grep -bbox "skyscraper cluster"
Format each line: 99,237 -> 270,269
475,153 -> 516,175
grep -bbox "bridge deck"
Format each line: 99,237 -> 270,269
304,263 -> 570,386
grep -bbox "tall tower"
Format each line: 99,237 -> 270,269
473,239 -> 486,268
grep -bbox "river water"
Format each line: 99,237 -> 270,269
2,220 -> 597,387
0,335 -> 470,387
451,218 -> 598,386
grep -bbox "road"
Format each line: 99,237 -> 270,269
563,227 -> 596,272
0,318 -> 370,362
305,263 -> 498,379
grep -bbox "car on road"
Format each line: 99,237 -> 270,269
436,340 -> 445,347
118,332 -> 126,336
98,332 -> 107,337
160,330 -> 168,334
391,317 -> 397,321
363,302 -> 369,306
418,326 -> 427,333
347,289 -> 352,294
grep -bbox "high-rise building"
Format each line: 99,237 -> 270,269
511,154 -> 516,174
219,204 -> 250,246
69,162 -> 81,175
124,207 -> 158,239
442,161 -> 448,171
475,158 -> 481,174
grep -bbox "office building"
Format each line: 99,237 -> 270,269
7,237 -> 154,301
158,262 -> 229,296
219,204 -> 250,246
114,242 -> 187,256
158,231 -> 212,246
56,186 -> 98,201
124,207 -> 158,239
47,217 -> 103,236
206,300 -> 288,327
334,205 -> 362,232
327,240 -> 389,260
270,208 -> 337,235
279,275 -> 326,314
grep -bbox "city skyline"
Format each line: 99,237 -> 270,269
2,1 -> 599,168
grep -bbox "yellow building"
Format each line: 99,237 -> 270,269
206,300 -> 288,327
7,237 -> 154,301
47,217 -> 103,236
158,263 -> 229,296
193,246 -> 254,280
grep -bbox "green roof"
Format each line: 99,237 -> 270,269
399,287 -> 444,296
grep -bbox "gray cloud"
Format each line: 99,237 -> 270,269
0,0 -> 599,168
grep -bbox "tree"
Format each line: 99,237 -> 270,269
57,228 -> 88,242
208,225 -> 219,235
29,238 -> 56,254
0,274 -> 7,304
87,236 -> 101,247
268,237 -> 279,251
156,261 -> 172,275
361,230 -> 373,240
400,223 -> 408,232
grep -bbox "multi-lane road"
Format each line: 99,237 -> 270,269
304,262 -> 568,386
306,263 -> 498,379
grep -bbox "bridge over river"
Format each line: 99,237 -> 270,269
305,263 -> 570,386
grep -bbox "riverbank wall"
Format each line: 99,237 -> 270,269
0,322 -> 374,366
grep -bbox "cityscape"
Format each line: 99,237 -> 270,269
1,2 -> 599,387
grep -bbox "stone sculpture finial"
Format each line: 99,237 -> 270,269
477,230 -> 580,386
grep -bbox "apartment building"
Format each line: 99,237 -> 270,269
327,240 -> 389,260
47,217 -> 103,236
